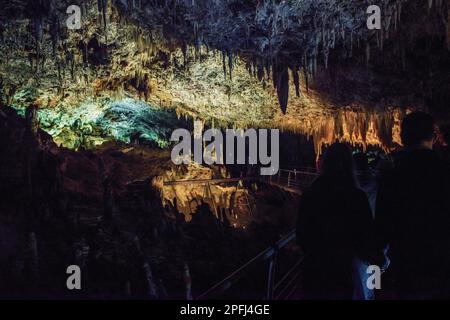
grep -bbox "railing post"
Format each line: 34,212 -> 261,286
287,172 -> 291,187
278,170 -> 281,184
266,248 -> 278,300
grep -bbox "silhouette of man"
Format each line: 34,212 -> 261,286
375,112 -> 450,299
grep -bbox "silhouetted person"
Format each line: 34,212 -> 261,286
442,124 -> 450,148
375,112 -> 450,299
297,143 -> 374,300
436,123 -> 450,166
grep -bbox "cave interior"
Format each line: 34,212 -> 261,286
0,0 -> 449,299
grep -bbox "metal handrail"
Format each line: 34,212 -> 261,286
163,176 -> 256,186
277,169 -> 318,176
196,230 -> 300,300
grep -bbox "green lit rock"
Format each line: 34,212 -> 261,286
100,99 -> 181,148
11,98 -> 185,150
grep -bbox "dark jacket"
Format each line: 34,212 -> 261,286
297,175 -> 374,300
375,149 -> 450,299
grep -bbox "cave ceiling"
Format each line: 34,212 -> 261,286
0,0 -> 449,152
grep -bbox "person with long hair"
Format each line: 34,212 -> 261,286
297,143 -> 374,299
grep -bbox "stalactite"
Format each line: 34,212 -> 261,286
257,62 -> 264,81
245,61 -> 252,75
265,59 -> 271,80
182,41 -> 188,67
57,58 -> 61,89
276,65 -> 289,114
366,42 -> 370,66
251,58 -> 257,77
303,54 -> 309,93
378,112 -> 394,147
376,30 -> 380,49
222,50 -> 226,80
401,42 -> 406,70
323,47 -> 329,69
33,16 -> 44,45
193,22 -> 199,59
228,50 -> 233,80
64,48 -> 75,80
272,61 -> 277,89
290,65 -> 300,97
98,0 -> 108,30
49,14 -> 59,57
350,31 -> 353,57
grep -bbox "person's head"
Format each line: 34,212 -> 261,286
400,112 -> 436,150
320,142 -> 357,186
440,123 -> 450,147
